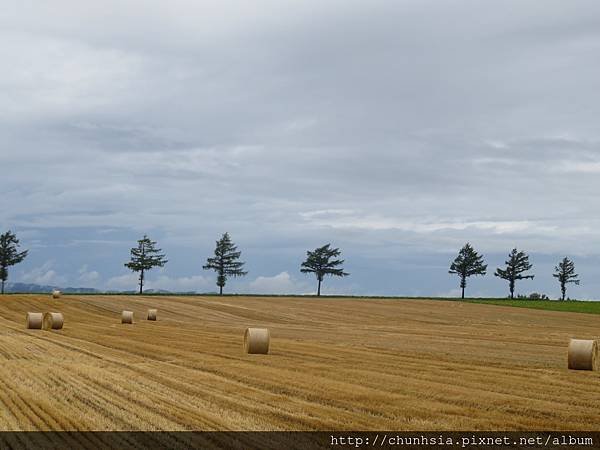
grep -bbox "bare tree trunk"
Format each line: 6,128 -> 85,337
317,279 -> 321,296
219,285 -> 223,295
461,286 -> 465,299
139,269 -> 144,295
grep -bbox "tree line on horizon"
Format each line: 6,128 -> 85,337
449,243 -> 580,301
102,232 -> 348,296
0,230 -> 348,296
0,230 -> 583,300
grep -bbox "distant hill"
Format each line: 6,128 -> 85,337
4,283 -> 198,295
5,282 -> 101,294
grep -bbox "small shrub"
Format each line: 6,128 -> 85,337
517,292 -> 549,300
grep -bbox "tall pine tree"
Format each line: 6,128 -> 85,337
494,248 -> 534,299
553,257 -> 580,301
300,244 -> 349,296
203,232 -> 247,295
124,235 -> 168,294
448,243 -> 487,299
0,231 -> 28,294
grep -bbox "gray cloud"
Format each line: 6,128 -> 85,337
2,0 -> 600,298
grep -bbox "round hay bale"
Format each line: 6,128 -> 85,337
26,312 -> 43,329
147,309 -> 157,321
121,310 -> 134,324
244,328 -> 270,354
568,339 -> 599,371
52,290 -> 61,299
43,312 -> 64,330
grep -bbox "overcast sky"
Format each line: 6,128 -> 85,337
2,0 -> 600,298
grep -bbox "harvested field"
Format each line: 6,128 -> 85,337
0,294 -> 599,431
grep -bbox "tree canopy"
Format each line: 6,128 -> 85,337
553,257 -> 580,301
0,230 -> 28,294
124,235 -> 168,294
203,232 -> 247,295
448,243 -> 487,298
494,248 -> 534,299
300,244 -> 349,296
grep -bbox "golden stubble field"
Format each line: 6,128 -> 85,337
0,294 -> 599,431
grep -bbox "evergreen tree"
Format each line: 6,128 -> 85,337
203,232 -> 247,295
494,248 -> 534,299
300,244 -> 349,296
448,243 -> 487,299
0,231 -> 28,294
124,235 -> 168,294
553,257 -> 580,301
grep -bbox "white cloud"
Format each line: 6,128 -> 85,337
555,161 -> 600,174
483,140 -> 509,150
105,273 -> 138,291
146,275 -> 210,292
435,288 -> 462,298
0,32 -> 145,121
77,264 -> 101,287
248,271 -> 309,294
104,272 -> 210,292
19,261 -> 66,286
301,212 -> 558,236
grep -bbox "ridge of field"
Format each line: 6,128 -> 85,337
5,292 -> 600,315
0,294 -> 599,431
